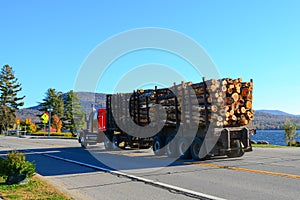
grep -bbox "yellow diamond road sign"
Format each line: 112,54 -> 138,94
41,113 -> 49,124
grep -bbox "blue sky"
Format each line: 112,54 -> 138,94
1,1 -> 300,114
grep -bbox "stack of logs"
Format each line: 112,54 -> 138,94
114,78 -> 254,128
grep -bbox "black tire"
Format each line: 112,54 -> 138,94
166,137 -> 179,158
190,137 -> 206,160
177,137 -> 192,159
152,136 -> 165,156
80,136 -> 87,149
227,140 -> 245,158
104,135 -> 113,150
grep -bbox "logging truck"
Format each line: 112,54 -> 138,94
79,78 -> 254,160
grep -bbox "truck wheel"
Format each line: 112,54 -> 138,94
80,136 -> 88,149
178,138 -> 192,159
153,136 -> 165,156
104,136 -> 113,150
190,137 -> 207,160
227,140 -> 244,158
166,137 -> 179,158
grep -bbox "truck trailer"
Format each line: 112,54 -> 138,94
79,78 -> 254,160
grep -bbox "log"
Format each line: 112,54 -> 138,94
209,84 -> 218,92
245,101 -> 252,109
226,78 -> 233,84
230,115 -> 237,121
217,97 -> 224,104
229,84 -> 235,89
241,87 -> 249,97
219,108 -> 226,116
225,97 -> 234,105
211,105 -> 218,112
231,93 -> 239,102
221,79 -> 227,85
238,98 -> 245,106
235,86 -> 241,94
227,88 -> 233,94
246,93 -> 253,101
225,112 -> 230,118
221,85 -> 227,92
240,107 -> 246,113
126,77 -> 254,128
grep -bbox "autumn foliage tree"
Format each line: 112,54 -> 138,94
52,114 -> 62,133
21,118 -> 36,133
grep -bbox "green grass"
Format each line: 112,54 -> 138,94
0,176 -> 71,200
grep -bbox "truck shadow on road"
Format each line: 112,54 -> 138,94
0,146 -> 243,177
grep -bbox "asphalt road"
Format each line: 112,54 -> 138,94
1,135 -> 300,200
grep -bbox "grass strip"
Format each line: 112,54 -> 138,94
0,175 -> 71,200
252,144 -> 295,148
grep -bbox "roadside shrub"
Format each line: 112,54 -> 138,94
0,150 -> 36,183
30,132 -> 73,137
0,158 -> 5,177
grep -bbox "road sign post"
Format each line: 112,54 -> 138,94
47,107 -> 53,137
16,119 -> 20,136
41,112 -> 50,136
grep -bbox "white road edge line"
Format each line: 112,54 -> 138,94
44,154 -> 226,200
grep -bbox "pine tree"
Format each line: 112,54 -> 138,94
40,88 -> 64,119
0,65 -> 25,134
63,90 -> 85,136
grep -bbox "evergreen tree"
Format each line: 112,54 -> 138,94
40,88 -> 64,119
0,65 -> 25,134
63,90 -> 85,135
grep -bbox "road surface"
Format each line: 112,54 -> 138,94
1,135 -> 300,200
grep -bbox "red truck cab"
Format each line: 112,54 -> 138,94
97,108 -> 107,132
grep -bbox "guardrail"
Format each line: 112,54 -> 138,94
6,130 -> 27,136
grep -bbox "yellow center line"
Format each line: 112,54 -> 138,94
187,162 -> 300,179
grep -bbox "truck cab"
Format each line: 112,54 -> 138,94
79,108 -> 106,148
97,108 -> 106,132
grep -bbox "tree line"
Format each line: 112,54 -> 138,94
0,64 -> 86,136
39,88 -> 85,135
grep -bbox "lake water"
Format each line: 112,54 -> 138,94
251,130 -> 300,146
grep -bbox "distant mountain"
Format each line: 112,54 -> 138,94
16,108 -> 42,123
256,109 -> 300,117
76,92 -> 106,113
253,110 -> 300,129
27,105 -> 42,110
